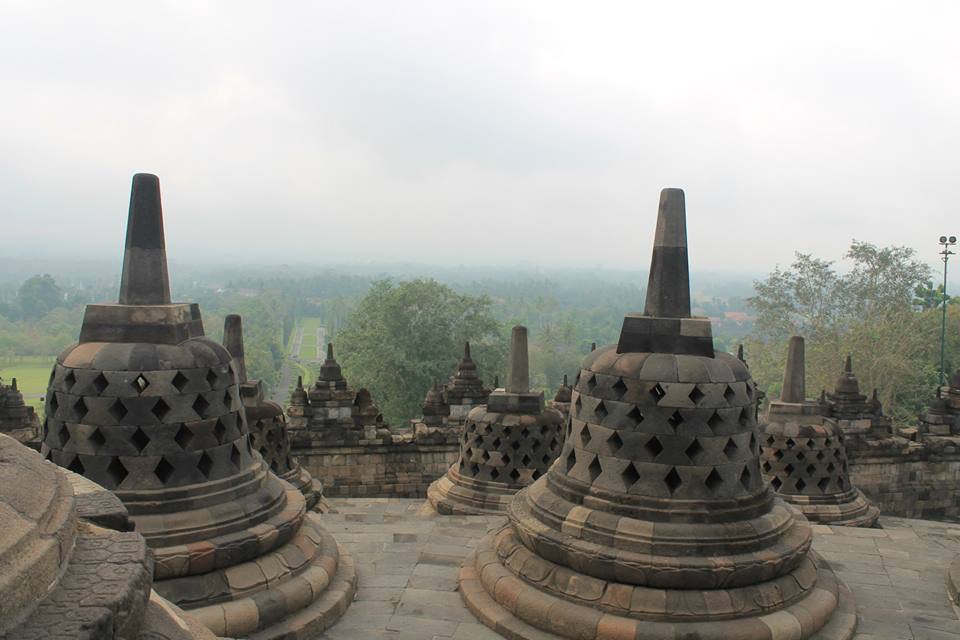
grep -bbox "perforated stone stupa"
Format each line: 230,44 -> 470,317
458,189 -> 857,640
762,337 -> 880,528
548,374 -> 572,419
444,341 -> 490,427
426,326 -> 564,515
0,433 -> 216,640
223,314 -> 324,512
39,173 -> 354,639
0,377 -> 39,444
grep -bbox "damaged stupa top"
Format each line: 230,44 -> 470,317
617,188 -> 714,357
487,325 -> 543,413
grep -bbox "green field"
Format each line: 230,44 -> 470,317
0,356 -> 56,413
298,317 -> 323,361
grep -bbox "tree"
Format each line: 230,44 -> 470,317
746,241 -> 935,424
335,279 -> 505,424
17,274 -> 64,320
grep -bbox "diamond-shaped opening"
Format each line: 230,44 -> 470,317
749,433 -> 758,453
667,410 -> 684,430
580,425 -> 592,446
645,435 -> 664,458
685,438 -> 704,460
131,427 -> 150,453
626,406 -> 643,426
612,378 -> 628,399
540,424 -> 551,436
490,468 -> 500,480
707,411 -> 723,431
73,397 -> 88,421
549,437 -> 559,450
155,457 -> 175,484
458,459 -> 466,471
266,429 -> 275,443
193,394 -> 210,418
739,466 -> 752,490
481,450 -> 490,462
739,407 -> 751,427
503,426 -> 512,437
520,427 -> 530,438
806,464 -> 816,475
586,374 -> 597,391
664,467 -> 682,494
107,399 -> 128,423
89,428 -> 106,449
197,452 -> 214,478
796,451 -> 806,461
105,457 -> 128,487
67,455 -> 84,474
762,461 -> 772,473
795,478 -> 807,492
837,477 -> 846,489
723,385 -> 736,404
484,424 -> 494,435
541,454 -> 551,465
223,389 -> 233,409
594,400 -> 608,420
771,476 -> 782,491
565,449 -> 577,472
773,449 -> 785,461
587,455 -> 602,482
827,462 -> 836,473
151,398 -> 171,422
806,439 -> 816,448
818,477 -> 830,493
766,435 -> 775,446
175,425 -> 194,450
230,443 -> 242,469
64,370 -> 77,390
785,438 -> 796,449
816,451 -> 825,460
56,422 -> 70,447
48,393 -> 59,417
723,438 -> 738,459
621,461 -> 640,489
469,463 -> 480,475
92,373 -> 109,394
688,385 -> 705,405
463,447 -> 473,461
532,469 -> 543,480
133,374 -> 150,394
475,435 -> 484,446
521,454 -> 531,465
509,468 -> 521,482
824,438 -> 832,447
502,453 -> 511,465
574,396 -> 583,414
206,369 -> 218,389
214,418 -> 227,443
605,431 -> 623,454
784,463 -> 795,475
492,437 -> 501,449
650,383 -> 666,403
172,371 -> 189,392
511,440 -> 521,451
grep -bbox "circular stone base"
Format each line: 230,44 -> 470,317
427,470 -> 516,515
783,491 -> 880,529
459,535 -> 857,640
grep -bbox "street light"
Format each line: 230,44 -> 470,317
938,235 -> 957,385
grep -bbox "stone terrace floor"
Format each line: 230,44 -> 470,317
316,498 -> 960,640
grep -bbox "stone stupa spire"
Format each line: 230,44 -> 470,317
505,326 -> 530,394
781,335 -> 806,403
222,314 -> 247,383
119,173 -> 171,305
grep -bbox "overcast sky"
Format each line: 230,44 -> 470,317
1,1 -> 958,274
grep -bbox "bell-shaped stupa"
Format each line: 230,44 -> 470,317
444,341 -> 490,427
40,174 -> 354,638
223,314 -> 324,511
762,337 -> 880,528
458,189 -> 856,640
426,326 -> 564,515
0,376 -> 39,444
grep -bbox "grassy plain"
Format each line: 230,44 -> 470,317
0,355 -> 55,412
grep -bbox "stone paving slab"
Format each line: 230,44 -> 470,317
317,498 -> 960,640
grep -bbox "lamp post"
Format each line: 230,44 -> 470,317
938,235 -> 956,385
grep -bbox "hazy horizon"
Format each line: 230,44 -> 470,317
2,2 -> 958,272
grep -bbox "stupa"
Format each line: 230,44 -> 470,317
444,342 -> 490,427
458,189 -> 856,640
920,369 -> 960,436
426,326 -> 564,515
39,174 -> 354,638
1,433 -> 216,640
761,337 -> 879,528
223,314 -> 324,512
548,374 -> 573,418
0,376 -> 39,444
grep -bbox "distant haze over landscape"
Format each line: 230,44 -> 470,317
1,2 -> 958,272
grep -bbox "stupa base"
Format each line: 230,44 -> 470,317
784,490 -> 880,528
459,531 -> 857,640
426,469 -> 518,515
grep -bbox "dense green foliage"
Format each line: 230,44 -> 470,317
335,279 -> 506,424
745,241 -> 953,424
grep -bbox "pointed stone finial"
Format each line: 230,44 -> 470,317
737,344 -> 745,362
296,375 -> 304,390
590,342 -> 596,352
844,355 -> 852,373
10,378 -> 17,391
223,314 -> 247,383
563,374 -> 568,387
119,173 -> 171,305
494,375 -> 500,389
319,342 -> 344,381
464,341 -> 471,359
327,342 -> 334,360
506,326 -> 530,394
643,188 -> 690,319
781,336 -> 806,403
